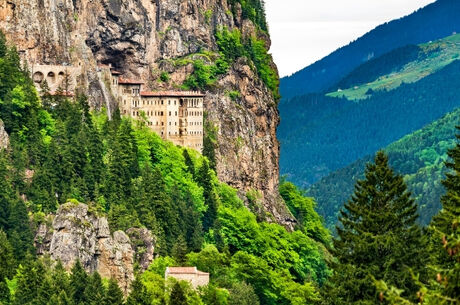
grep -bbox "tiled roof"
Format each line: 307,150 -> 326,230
119,78 -> 144,85
141,91 -> 205,97
166,267 -> 209,275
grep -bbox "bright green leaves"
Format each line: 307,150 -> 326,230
10,86 -> 29,117
247,37 -> 280,101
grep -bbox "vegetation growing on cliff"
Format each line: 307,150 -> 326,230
227,0 -> 268,32
0,34 -> 328,304
182,25 -> 280,102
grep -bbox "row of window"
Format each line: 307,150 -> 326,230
147,121 -> 164,126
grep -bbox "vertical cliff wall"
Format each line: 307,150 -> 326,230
0,0 -> 294,227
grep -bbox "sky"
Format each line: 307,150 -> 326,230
264,0 -> 436,77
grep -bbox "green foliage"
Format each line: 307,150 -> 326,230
322,152 -> 429,304
183,60 -> 218,90
104,278 -> 124,305
374,127 -> 460,305
0,33 -> 330,305
226,0 -> 268,32
169,281 -> 188,305
204,9 -> 213,25
279,180 -> 330,244
228,282 -> 259,305
160,71 -> 170,82
247,36 -> 280,101
215,27 -> 245,61
226,90 -> 241,101
126,276 -> 153,305
214,27 -> 280,102
70,260 -> 90,305
308,107 -> 460,230
203,116 -> 218,171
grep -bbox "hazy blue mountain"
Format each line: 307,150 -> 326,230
307,107 -> 460,230
280,0 -> 460,99
279,59 -> 460,187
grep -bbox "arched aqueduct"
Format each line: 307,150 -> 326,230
30,64 -> 81,93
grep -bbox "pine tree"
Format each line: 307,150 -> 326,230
322,151 -> 428,305
13,257 -> 46,305
36,276 -> 53,305
85,272 -> 106,305
104,278 -> 124,305
169,281 -> 187,305
430,126 -> 460,302
56,290 -> 72,305
183,150 -> 196,179
51,261 -> 70,295
105,120 -> 139,207
8,199 -> 34,261
126,276 -> 153,305
70,260 -> 89,305
198,160 -> 219,232
0,231 -> 14,305
172,235 -> 188,265
145,167 -> 179,255
0,152 -> 12,232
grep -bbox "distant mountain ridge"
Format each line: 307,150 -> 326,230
308,107 -> 460,230
280,0 -> 460,99
279,59 -> 460,187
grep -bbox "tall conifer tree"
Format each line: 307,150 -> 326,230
198,159 -> 219,232
104,278 -> 124,305
430,126 -> 460,302
323,151 -> 427,305
126,276 -> 153,305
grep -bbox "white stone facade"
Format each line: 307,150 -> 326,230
165,267 -> 210,288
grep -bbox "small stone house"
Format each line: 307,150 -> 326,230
165,267 -> 210,288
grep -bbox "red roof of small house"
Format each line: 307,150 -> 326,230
111,70 -> 122,75
166,267 -> 209,275
118,78 -> 144,85
140,91 -> 205,97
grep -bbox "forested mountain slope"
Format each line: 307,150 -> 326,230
280,0 -> 460,99
328,34 -> 460,100
0,33 -> 331,304
0,0 -> 288,226
279,59 -> 460,187
308,107 -> 460,229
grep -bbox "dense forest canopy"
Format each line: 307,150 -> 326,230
0,31 -> 330,305
279,59 -> 460,187
309,107 -> 460,229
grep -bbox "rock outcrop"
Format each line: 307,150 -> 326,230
0,0 -> 294,227
0,120 -> 9,149
34,202 -> 155,293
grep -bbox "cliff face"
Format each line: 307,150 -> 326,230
0,0 -> 293,227
35,202 -> 155,293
